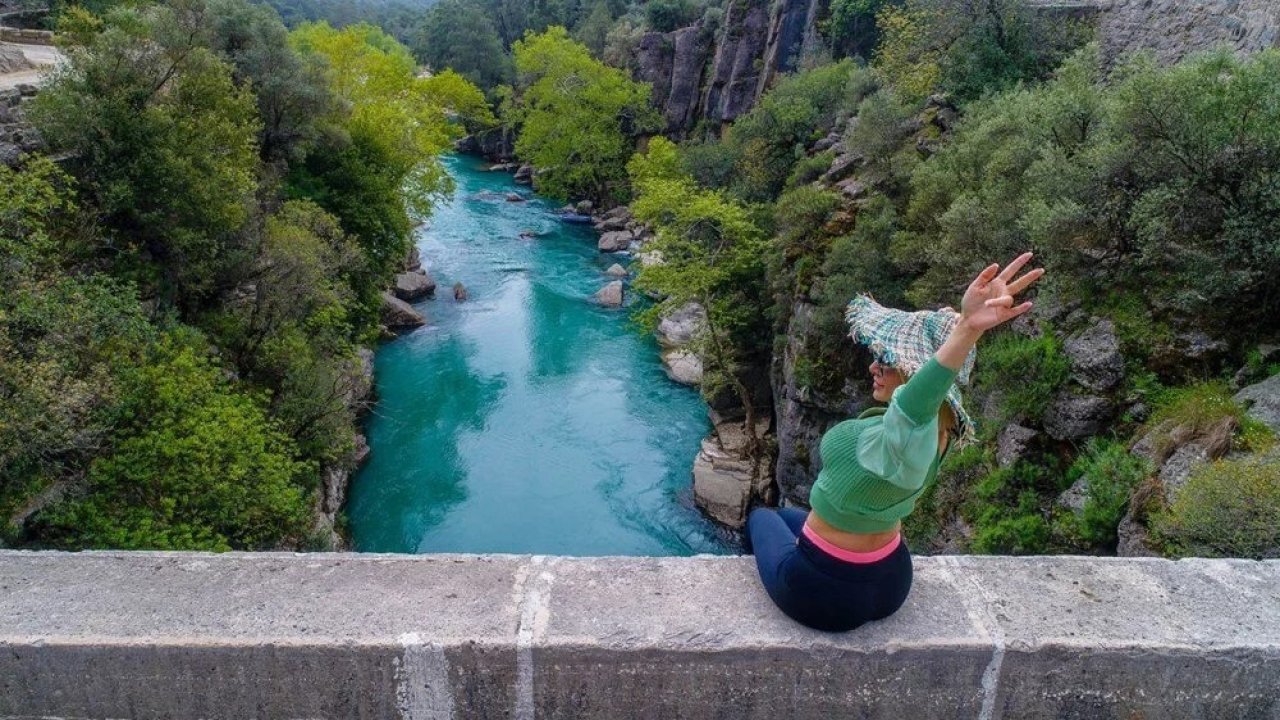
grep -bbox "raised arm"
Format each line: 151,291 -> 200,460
857,253 -> 1045,490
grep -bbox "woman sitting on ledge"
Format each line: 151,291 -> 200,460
747,253 -> 1044,632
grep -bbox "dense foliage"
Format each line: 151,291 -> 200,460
504,26 -> 659,203
2,0 -> 485,550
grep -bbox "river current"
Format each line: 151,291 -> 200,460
346,154 -> 733,555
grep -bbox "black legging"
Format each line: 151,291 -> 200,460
746,507 -> 913,632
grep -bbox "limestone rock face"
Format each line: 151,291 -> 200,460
701,0 -> 772,125
1043,392 -> 1113,441
598,230 -> 633,253
693,418 -> 773,528
392,270 -> 436,301
996,424 -> 1039,468
1065,319 -> 1124,392
635,24 -> 713,135
380,291 -> 425,330
656,302 -> 707,348
594,280 -> 624,308
1235,373 -> 1280,433
771,301 -> 870,505
1159,442 -> 1211,506
662,349 -> 703,386
0,45 -> 32,74
1098,0 -> 1280,65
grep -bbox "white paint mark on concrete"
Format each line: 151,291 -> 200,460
514,556 -> 556,720
941,558 -> 1006,720
395,631 -> 455,720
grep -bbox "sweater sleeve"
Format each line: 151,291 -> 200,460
855,357 -> 958,490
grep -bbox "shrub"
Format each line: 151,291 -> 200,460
965,459 -> 1061,554
1153,456 -> 1280,559
35,335 -> 312,551
972,330 -> 1071,423
784,150 -> 837,191
1060,438 -> 1152,548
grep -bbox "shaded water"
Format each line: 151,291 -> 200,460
347,155 -> 732,555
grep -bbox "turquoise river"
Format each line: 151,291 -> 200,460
347,155 -> 733,555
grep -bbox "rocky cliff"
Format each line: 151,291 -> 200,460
1096,0 -> 1280,64
633,0 -> 827,136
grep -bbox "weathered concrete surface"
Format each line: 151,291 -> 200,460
1,551 -> 1277,719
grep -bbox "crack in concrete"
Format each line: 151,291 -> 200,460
940,558 -> 1006,720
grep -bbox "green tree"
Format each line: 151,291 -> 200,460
413,0 -> 512,91
724,60 -> 873,201
629,137 -> 771,453
31,0 -> 262,308
289,21 -> 493,279
206,0 -> 337,164
508,26 -> 660,203
573,0 -> 613,56
35,334 -> 312,551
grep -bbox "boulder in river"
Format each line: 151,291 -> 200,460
662,349 -> 702,386
505,192 -> 525,202
513,164 -> 533,184
393,270 -> 436,301
605,263 -> 628,278
598,230 -> 633,253
381,291 -> 425,331
453,282 -> 468,302
594,280 -> 623,308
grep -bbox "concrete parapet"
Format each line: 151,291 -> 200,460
0,551 -> 1277,719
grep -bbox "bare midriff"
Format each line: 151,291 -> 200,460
803,511 -> 901,553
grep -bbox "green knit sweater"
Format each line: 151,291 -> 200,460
809,357 -> 958,533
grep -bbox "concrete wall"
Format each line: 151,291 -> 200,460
2,551 -> 1277,719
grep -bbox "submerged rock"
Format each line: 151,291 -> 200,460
393,270 -> 436,301
598,230 -> 633,253
594,280 -> 623,308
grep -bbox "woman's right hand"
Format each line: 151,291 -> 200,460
959,252 -> 1044,334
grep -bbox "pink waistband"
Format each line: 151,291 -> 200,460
801,524 -> 901,564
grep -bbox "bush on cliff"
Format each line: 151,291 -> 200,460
900,47 -> 1280,338
1153,456 -> 1280,559
34,334 -> 312,551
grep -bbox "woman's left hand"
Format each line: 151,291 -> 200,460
960,252 -> 1045,333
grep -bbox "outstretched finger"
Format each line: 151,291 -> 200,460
971,263 -> 1000,290
997,252 -> 1034,282
984,294 -> 1015,309
1004,301 -> 1034,320
1007,267 -> 1045,295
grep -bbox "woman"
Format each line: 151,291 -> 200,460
747,252 -> 1044,632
